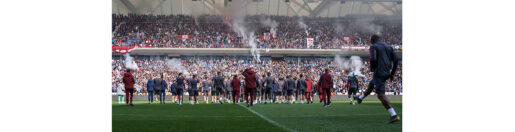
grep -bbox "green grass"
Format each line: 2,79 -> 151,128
113,100 -> 402,132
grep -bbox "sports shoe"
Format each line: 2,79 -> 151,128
389,115 -> 400,123
129,103 -> 134,106
354,96 -> 363,104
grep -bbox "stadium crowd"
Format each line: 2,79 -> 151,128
112,56 -> 402,98
112,14 -> 402,49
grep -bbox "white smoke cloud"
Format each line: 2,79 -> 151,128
348,56 -> 364,77
166,58 -> 190,77
123,53 -> 139,70
334,55 -> 364,77
351,17 -> 383,35
334,23 -> 344,34
231,12 -> 261,63
260,18 -> 278,37
297,20 -> 309,36
249,33 -> 261,63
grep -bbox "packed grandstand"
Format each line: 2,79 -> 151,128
112,14 -> 401,49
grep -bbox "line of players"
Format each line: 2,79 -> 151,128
137,68 -> 361,108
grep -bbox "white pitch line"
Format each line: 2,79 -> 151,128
239,104 -> 296,132
113,114 -> 255,118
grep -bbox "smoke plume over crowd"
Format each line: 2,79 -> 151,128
124,53 -> 139,70
166,58 -> 190,77
227,0 -> 261,63
334,55 -> 364,77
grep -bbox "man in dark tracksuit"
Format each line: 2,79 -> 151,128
160,75 -> 168,104
170,82 -> 177,103
146,75 -> 154,104
153,74 -> 167,104
355,35 -> 400,123
293,77 -> 298,103
176,73 -> 186,105
263,72 -> 275,104
272,80 -> 277,103
213,72 -> 225,104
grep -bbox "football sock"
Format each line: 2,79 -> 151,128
388,108 -> 397,116
359,95 -> 366,100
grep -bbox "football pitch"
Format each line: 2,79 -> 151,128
113,100 -> 402,132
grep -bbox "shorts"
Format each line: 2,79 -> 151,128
154,89 -> 162,94
177,89 -> 184,96
348,87 -> 358,95
370,76 -> 388,94
215,88 -> 223,96
171,90 -> 177,96
211,90 -> 216,96
287,89 -> 294,96
255,90 -> 261,96
275,91 -> 282,96
298,89 -> 305,95
264,88 -> 272,95
189,89 -> 198,96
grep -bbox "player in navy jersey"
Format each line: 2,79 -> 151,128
176,73 -> 186,105
355,35 -> 400,123
187,75 -> 200,104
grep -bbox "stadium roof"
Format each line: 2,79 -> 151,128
113,0 -> 401,18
